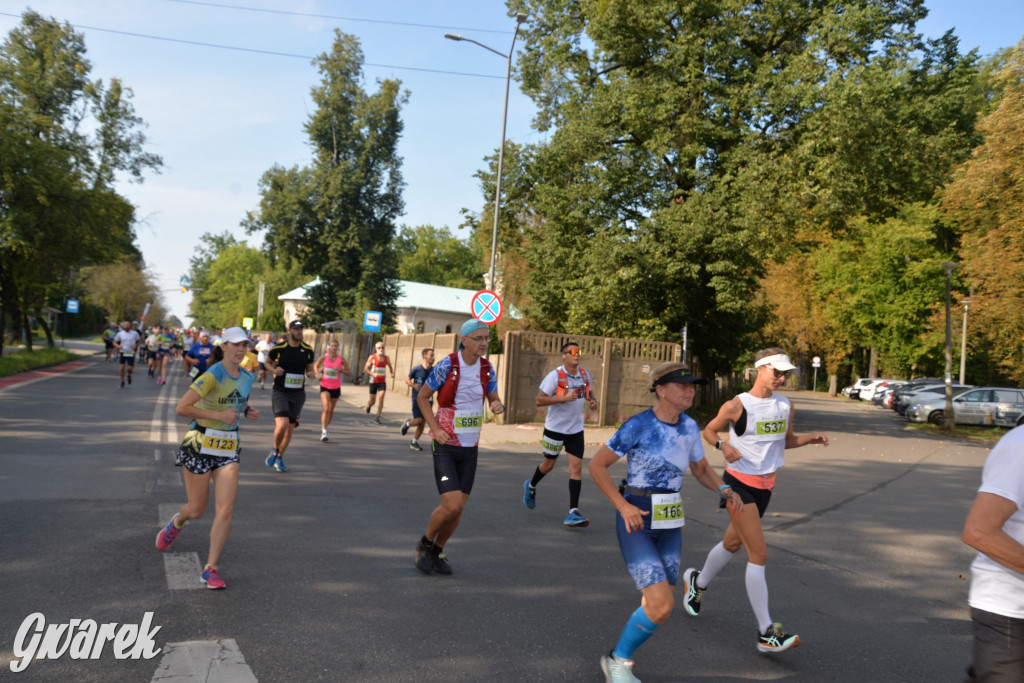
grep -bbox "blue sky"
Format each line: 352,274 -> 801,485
1,1 -> 1021,323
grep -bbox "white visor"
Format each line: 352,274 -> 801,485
754,353 -> 797,371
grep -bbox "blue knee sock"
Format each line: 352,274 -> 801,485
612,606 -> 659,660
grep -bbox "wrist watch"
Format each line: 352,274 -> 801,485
715,440 -> 723,450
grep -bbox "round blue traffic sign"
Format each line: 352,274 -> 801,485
471,290 -> 503,325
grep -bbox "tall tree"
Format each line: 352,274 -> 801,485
248,31 -> 406,327
942,41 -> 1024,383
80,259 -> 167,324
504,0 -> 981,375
0,11 -> 160,351
395,224 -> 482,290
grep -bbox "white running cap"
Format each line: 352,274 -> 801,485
754,353 -> 797,371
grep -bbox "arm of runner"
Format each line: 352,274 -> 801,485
536,390 -> 576,406
363,355 -> 373,375
588,446 -> 648,533
784,405 -> 830,448
306,360 -> 317,380
243,405 -> 260,421
689,456 -> 744,512
313,356 -> 325,378
963,492 -> 1024,574
175,388 -> 238,425
487,391 -> 504,415
702,397 -> 743,464
416,384 -> 448,445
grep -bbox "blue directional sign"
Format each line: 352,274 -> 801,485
66,298 -> 79,314
179,275 -> 191,288
363,310 -> 382,332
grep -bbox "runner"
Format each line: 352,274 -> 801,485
112,320 -> 141,388
401,348 -> 435,451
102,323 -> 117,362
413,320 -> 503,575
184,331 -> 215,380
156,325 -> 175,385
264,320 -> 316,472
364,341 -> 395,424
155,327 -> 259,590
588,362 -> 739,683
145,326 -> 160,378
255,332 -> 274,389
683,347 -> 829,654
314,339 -> 350,442
239,337 -> 260,374
522,341 -> 599,527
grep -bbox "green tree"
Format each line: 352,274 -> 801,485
80,258 -> 167,324
942,41 -> 1024,383
502,0 -> 982,375
248,31 -> 406,327
0,11 -> 160,352
395,225 -> 481,289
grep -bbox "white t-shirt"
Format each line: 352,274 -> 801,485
255,340 -> 272,363
969,425 -> 1024,618
539,365 -> 591,435
113,329 -> 141,353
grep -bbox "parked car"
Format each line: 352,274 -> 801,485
906,387 -> 1024,426
890,379 -> 945,412
872,382 -> 905,406
860,379 -> 900,402
895,383 -> 973,415
844,378 -> 879,400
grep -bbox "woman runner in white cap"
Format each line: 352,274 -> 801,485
682,347 -> 829,655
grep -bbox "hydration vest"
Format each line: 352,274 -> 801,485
555,367 -> 591,399
436,352 -> 493,408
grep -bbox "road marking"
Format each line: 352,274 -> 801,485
0,360 -> 91,394
151,639 -> 258,682
163,553 -> 204,590
155,448 -> 161,462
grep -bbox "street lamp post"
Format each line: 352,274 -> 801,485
445,12 -> 529,294
959,298 -> 971,385
941,262 -> 958,430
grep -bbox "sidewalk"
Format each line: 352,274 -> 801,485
336,382 -> 619,446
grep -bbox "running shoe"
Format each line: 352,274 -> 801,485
155,513 -> 182,551
201,565 -> 226,590
274,456 -> 288,472
600,653 -> 640,683
120,380 -> 125,389
563,509 -> 590,527
374,416 -> 382,424
409,440 -> 422,451
127,374 -> 131,385
432,551 -> 453,575
415,538 -> 434,575
401,419 -> 410,436
265,450 -> 278,468
757,623 -> 800,653
682,568 -> 704,616
320,430 -> 329,442
365,404 -> 371,414
523,480 -> 536,509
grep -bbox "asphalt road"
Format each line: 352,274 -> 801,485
0,351 -> 993,682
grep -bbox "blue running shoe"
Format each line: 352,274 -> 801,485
563,509 -> 590,527
155,513 -> 182,551
265,450 -> 278,468
274,456 -> 288,472
523,480 -> 536,509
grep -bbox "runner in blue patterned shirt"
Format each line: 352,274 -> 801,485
589,362 -> 741,683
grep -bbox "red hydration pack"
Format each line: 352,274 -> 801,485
555,367 -> 590,399
436,352 -> 493,408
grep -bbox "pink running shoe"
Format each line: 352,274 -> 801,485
201,565 -> 226,589
155,513 -> 182,551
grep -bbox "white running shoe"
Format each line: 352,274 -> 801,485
600,653 -> 641,683
320,430 -> 329,442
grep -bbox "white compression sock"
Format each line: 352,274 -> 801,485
745,562 -> 772,634
697,541 -> 735,588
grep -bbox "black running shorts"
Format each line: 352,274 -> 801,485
432,441 -> 478,495
272,388 -> 305,425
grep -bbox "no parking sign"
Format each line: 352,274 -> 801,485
471,290 -> 503,325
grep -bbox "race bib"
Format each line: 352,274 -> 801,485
650,492 -> 685,529
189,366 -> 199,378
541,436 -> 564,456
453,409 -> 484,436
751,416 -> 787,440
284,373 -> 304,389
120,350 -> 134,357
324,367 -> 339,379
198,428 -> 238,457
374,365 -> 387,377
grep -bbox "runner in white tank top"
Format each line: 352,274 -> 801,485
683,348 -> 829,655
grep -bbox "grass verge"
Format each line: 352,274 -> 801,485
907,421 -> 1010,442
0,347 -> 79,377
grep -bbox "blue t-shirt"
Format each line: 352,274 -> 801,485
187,343 -> 216,374
409,364 -> 433,403
188,362 -> 255,431
606,408 -> 705,492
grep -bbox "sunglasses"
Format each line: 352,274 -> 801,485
564,348 -> 582,356
772,368 -> 790,379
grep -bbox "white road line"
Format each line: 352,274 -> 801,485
163,553 -> 204,591
155,448 -> 161,462
151,639 -> 258,682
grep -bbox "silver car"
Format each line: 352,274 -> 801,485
906,386 -> 1024,426
895,382 -> 972,415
